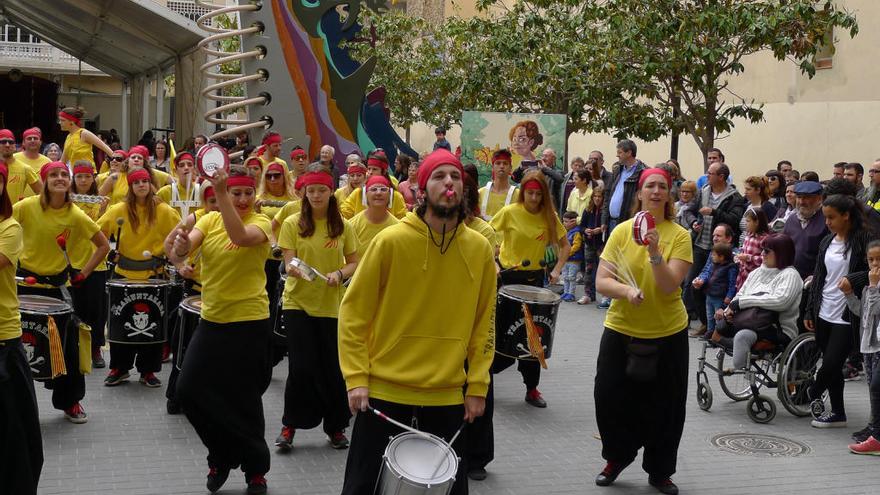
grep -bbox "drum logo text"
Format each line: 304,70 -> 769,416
110,292 -> 165,316
506,315 -> 552,336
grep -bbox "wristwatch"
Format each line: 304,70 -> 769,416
649,253 -> 663,265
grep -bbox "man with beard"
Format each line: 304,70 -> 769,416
258,131 -> 288,172
339,148 -> 495,495
0,130 -> 41,203
783,181 -> 829,280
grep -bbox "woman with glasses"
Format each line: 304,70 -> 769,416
348,175 -> 398,260
0,130 -> 41,203
340,151 -> 407,219
58,107 -> 114,169
765,170 -> 787,212
274,171 -> 358,451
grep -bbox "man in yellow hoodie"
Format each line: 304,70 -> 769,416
338,149 -> 496,495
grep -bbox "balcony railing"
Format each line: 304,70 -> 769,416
0,40 -> 104,75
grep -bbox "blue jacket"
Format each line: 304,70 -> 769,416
699,259 -> 738,300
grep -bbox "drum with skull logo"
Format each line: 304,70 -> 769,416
19,295 -> 73,381
106,279 -> 171,344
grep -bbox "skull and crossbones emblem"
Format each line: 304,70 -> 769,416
124,302 -> 157,338
21,332 -> 44,373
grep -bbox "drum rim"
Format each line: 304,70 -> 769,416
384,431 -> 458,483
499,284 -> 561,304
18,294 -> 72,314
107,279 -> 173,287
180,295 -> 202,313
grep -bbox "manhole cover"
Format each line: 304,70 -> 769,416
710,433 -> 811,457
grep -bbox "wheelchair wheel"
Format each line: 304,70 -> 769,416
776,333 -> 822,417
696,372 -> 713,411
746,395 -> 776,424
717,350 -> 762,401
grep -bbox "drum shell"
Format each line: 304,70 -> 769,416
176,296 -> 202,370
273,274 -> 286,338
19,296 -> 73,381
495,285 -> 560,361
106,280 -> 170,344
375,432 -> 457,495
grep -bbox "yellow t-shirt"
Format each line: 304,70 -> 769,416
490,202 -> 565,269
478,184 -> 519,220
12,196 -> 100,278
70,202 -> 108,271
195,211 -> 272,323
259,156 -> 288,171
566,186 -> 593,219
600,217 -> 693,339
12,152 -> 50,199
105,172 -> 129,205
349,210 -> 398,258
466,216 -> 498,248
272,200 -> 302,231
5,160 -> 39,203
334,185 -> 355,205
64,128 -> 94,166
278,214 -> 358,317
258,191 -> 295,221
340,187 -> 407,220
97,202 -> 181,279
0,217 -> 23,340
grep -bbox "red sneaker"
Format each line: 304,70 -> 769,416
849,435 -> 880,455
525,388 -> 547,408
275,426 -> 294,450
64,402 -> 88,424
246,474 -> 268,494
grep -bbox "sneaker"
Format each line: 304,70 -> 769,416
92,348 -> 106,369
329,431 -> 350,449
468,467 -> 487,481
577,295 -> 592,305
64,402 -> 88,424
561,293 -> 575,302
595,461 -> 631,486
811,411 -> 847,428
139,372 -> 162,388
206,466 -> 230,493
104,369 -> 130,386
852,426 -> 872,443
649,476 -> 679,495
275,426 -> 294,450
597,298 -> 611,309
246,474 -> 268,495
849,436 -> 880,455
843,365 -> 861,381
525,388 -> 547,408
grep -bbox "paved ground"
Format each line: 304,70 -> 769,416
34,289 -> 880,494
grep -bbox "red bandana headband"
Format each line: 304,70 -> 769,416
366,175 -> 391,188
175,152 -> 195,167
299,171 -> 334,190
127,168 -> 151,185
267,163 -> 286,175
522,179 -> 542,191
227,175 -> 256,189
58,111 -> 81,127
245,157 -> 263,170
22,127 -> 41,140
290,148 -> 307,160
202,184 -> 215,199
262,134 -> 282,146
40,161 -> 68,181
417,149 -> 464,190
347,164 -> 367,175
638,167 -> 672,190
367,157 -> 388,171
0,129 -> 14,141
73,164 -> 95,175
128,145 -> 149,159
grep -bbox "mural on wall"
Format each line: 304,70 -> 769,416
460,111 -> 567,186
247,0 -> 415,175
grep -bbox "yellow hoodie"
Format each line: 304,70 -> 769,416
339,211 -> 496,406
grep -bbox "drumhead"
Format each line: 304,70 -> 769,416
107,279 -> 172,288
499,284 -> 560,304
19,295 -> 71,315
181,295 -> 202,313
385,432 -> 457,483
196,143 -> 229,178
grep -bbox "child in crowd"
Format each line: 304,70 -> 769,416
692,243 -> 738,339
561,211 -> 583,302
578,186 -> 604,305
735,208 -> 770,290
844,240 -> 880,454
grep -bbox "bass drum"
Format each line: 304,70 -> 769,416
176,295 -> 202,370
106,279 -> 170,344
495,284 -> 560,361
19,295 -> 73,381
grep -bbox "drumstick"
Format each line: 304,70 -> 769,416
15,276 -> 38,285
55,236 -> 75,278
427,423 -> 466,479
368,407 -> 432,439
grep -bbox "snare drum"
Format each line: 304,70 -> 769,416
19,295 -> 73,381
176,295 -> 201,370
495,284 -> 560,361
375,432 -> 458,495
107,279 -> 171,344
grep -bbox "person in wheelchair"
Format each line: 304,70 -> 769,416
715,234 -> 803,371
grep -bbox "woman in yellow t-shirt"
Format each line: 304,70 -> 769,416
340,151 -> 407,219
334,158 -> 367,205
593,168 -> 692,492
166,167 -> 272,493
97,167 -> 180,389
98,146 -> 168,205
13,162 -> 110,425
348,175 -> 399,259
275,171 -> 358,451
156,152 -> 199,217
0,163 -> 42,494
70,160 -> 111,368
58,107 -> 114,168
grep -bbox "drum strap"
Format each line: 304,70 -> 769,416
16,267 -> 70,286
117,255 -> 162,271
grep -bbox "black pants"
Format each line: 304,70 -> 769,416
341,398 -> 467,495
282,310 -> 351,435
177,318 -> 271,476
594,328 -> 688,479
17,285 -> 85,411
109,342 -> 162,374
0,338 -> 43,495
809,317 -> 853,415
686,245 -> 710,325
68,270 -> 107,349
166,285 -> 200,405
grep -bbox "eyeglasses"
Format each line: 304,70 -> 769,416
0,140 -> 15,145
367,186 -> 390,194
266,173 -> 283,180
761,248 -> 772,254
111,156 -> 126,162
511,136 -> 529,144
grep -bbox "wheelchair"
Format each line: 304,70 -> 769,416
695,331 -> 822,423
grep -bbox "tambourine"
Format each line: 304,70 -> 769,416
196,143 -> 230,179
632,211 -> 656,245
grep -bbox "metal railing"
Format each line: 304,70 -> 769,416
0,41 -> 102,73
